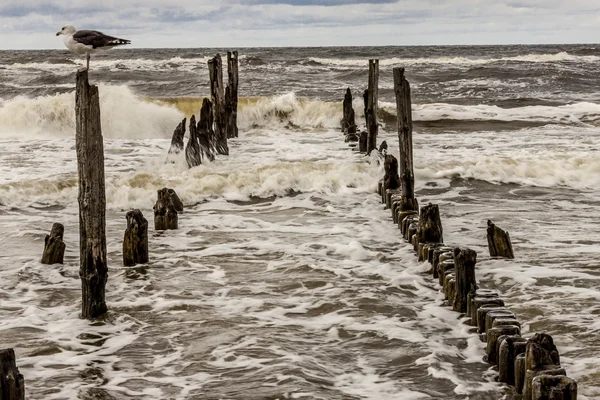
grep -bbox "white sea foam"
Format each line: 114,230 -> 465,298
0,85 -> 183,138
309,52 -> 600,67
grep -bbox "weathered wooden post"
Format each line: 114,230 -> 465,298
123,209 -> 149,266
532,375 -> 577,400
41,223 -> 66,264
341,88 -> 357,134
393,67 -> 418,213
186,115 -> 202,168
498,337 -> 528,385
208,54 -> 228,155
453,247 -> 476,313
366,59 -> 379,154
168,118 -> 186,156
416,203 -> 443,244
154,188 -> 178,230
383,154 -> 400,207
198,98 -> 216,161
225,51 -> 239,139
75,70 -> 108,319
487,220 -> 515,258
524,333 -> 564,400
167,188 -> 184,212
0,349 -> 25,400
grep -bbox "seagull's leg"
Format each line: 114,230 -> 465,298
78,54 -> 90,72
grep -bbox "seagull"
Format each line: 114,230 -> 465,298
56,25 -> 131,71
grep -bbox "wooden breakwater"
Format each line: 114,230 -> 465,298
341,64 -> 578,399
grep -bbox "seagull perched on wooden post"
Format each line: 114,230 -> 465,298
56,25 -> 131,71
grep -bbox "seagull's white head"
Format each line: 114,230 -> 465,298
56,25 -> 76,36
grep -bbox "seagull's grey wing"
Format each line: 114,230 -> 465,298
73,30 -> 131,48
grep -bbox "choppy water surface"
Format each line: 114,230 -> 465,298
0,45 -> 599,399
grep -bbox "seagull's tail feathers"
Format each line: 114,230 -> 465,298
108,38 -> 131,46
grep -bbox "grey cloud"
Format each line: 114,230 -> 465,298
245,0 -> 396,5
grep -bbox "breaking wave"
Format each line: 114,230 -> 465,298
3,85 -> 600,140
309,52 -> 600,67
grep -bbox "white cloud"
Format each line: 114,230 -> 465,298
0,0 -> 599,49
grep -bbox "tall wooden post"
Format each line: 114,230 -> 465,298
208,54 -> 228,155
0,349 -> 25,400
75,70 -> 107,319
366,59 -> 379,155
226,51 -> 239,139
393,67 -> 418,212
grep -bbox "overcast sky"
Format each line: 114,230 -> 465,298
1,0 -> 599,49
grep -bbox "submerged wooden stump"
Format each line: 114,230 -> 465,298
453,247 -> 476,313
532,375 -> 577,400
41,223 -> 65,265
75,70 -> 108,319
487,220 -> 515,258
168,117 -> 186,156
0,349 -> 25,400
417,203 -> 443,244
154,188 -> 178,230
123,209 -> 149,267
341,88 -> 357,134
208,54 -> 228,155
225,51 -> 239,139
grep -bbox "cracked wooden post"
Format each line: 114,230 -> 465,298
208,54 -> 228,155
198,98 -> 216,161
0,349 -> 25,400
168,118 -> 186,156
226,51 -> 239,139
76,70 -> 108,319
487,220 -> 515,258
341,88 -> 357,135
41,222 -> 66,265
123,209 -> 149,267
393,67 -> 418,213
185,114 -> 202,168
453,247 -> 476,313
154,188 -> 178,230
366,59 -> 378,155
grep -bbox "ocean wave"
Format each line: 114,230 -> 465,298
0,85 -> 183,138
3,56 -> 214,75
4,86 -> 600,140
380,101 -> 600,124
417,151 -> 600,190
309,52 -> 600,67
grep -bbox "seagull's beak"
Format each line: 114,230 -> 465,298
56,31 -> 62,36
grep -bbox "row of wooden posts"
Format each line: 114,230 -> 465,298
168,51 -> 239,167
342,61 -> 577,399
0,52 -> 240,399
